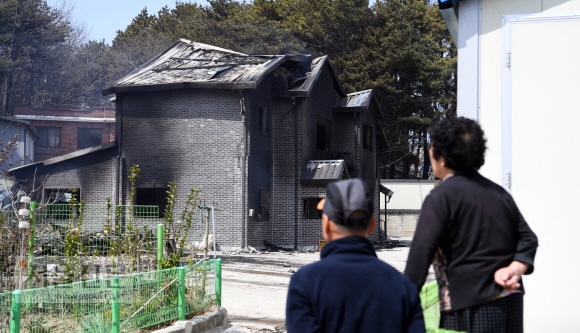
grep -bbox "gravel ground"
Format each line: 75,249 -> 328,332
217,242 -> 433,332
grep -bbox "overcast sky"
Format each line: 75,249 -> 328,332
46,0 -> 210,44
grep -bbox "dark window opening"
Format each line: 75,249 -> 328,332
258,106 -> 269,134
303,197 -> 323,219
37,127 -> 61,148
78,128 -> 103,149
363,124 -> 373,151
44,189 -> 81,219
259,189 -> 270,220
316,117 -> 331,151
136,188 -> 167,218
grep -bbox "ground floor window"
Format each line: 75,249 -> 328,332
135,188 -> 167,218
259,189 -> 270,220
44,188 -> 81,219
303,197 -> 323,219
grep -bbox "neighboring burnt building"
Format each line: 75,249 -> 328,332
10,40 -> 389,250
13,105 -> 115,161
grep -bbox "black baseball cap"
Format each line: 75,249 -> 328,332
317,179 -> 373,227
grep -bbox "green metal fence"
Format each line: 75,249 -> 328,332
4,258 -> 221,333
0,203 -> 209,291
0,291 -> 11,332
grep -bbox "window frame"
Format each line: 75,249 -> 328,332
135,188 -> 168,218
258,106 -> 269,135
258,188 -> 270,220
36,127 -> 61,149
362,123 -> 373,151
316,116 -> 332,152
303,197 -> 324,219
77,127 -> 103,149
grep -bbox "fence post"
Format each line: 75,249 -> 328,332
9,290 -> 21,333
215,258 -> 222,306
178,267 -> 186,320
27,201 -> 36,283
112,277 -> 120,333
157,224 -> 164,270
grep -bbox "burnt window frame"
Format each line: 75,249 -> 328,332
77,127 -> 103,149
316,116 -> 332,152
258,188 -> 270,220
362,123 -> 373,151
258,106 -> 269,135
36,127 -> 61,148
135,188 -> 167,218
303,197 -> 324,219
44,188 -> 81,220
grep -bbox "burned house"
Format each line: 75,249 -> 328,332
10,39 -> 388,249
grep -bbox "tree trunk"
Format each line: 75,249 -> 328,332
1,75 -> 12,116
422,133 -> 430,179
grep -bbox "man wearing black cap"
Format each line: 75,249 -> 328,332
285,179 -> 425,333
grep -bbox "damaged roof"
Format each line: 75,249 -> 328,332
333,89 -> 384,119
9,142 -> 117,172
272,55 -> 346,98
333,90 -> 389,148
102,39 -> 286,95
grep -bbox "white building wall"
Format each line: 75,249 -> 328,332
457,1 -> 580,331
459,0 -> 580,183
379,180 -> 437,210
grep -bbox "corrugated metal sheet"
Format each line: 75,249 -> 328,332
300,160 -> 349,186
103,39 -> 286,94
336,89 -> 373,108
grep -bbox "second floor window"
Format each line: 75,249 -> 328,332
78,128 -> 102,149
37,127 -> 61,148
363,124 -> 373,151
316,117 -> 331,151
259,106 -> 269,134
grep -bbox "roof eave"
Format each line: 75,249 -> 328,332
104,81 -> 258,95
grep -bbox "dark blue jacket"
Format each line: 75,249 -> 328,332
286,236 -> 425,333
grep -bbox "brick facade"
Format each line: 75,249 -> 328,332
13,105 -> 115,161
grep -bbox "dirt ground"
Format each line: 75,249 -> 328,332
218,243 -> 433,333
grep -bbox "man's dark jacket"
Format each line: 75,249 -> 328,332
286,236 -> 425,333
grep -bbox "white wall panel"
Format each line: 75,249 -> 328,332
504,13 -> 580,331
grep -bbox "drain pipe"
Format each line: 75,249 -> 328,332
293,97 -> 298,250
115,98 -> 123,206
239,93 -> 248,249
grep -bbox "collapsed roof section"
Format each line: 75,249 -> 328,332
102,39 -> 287,95
271,55 -> 346,97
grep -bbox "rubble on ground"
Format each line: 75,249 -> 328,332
373,238 -> 411,250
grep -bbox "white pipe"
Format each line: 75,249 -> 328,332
212,206 -> 216,258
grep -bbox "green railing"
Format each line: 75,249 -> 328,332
3,258 -> 221,333
0,202 -> 207,291
420,281 -> 465,333
421,281 -> 440,333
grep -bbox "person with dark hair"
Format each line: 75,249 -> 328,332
286,178 -> 425,333
405,117 -> 538,333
